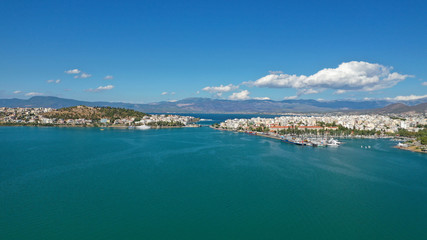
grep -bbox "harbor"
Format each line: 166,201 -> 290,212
246,131 -> 342,147
214,126 -> 343,147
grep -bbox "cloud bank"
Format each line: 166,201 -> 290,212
246,61 -> 412,95
385,94 -> 427,101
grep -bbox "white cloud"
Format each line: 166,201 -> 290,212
65,69 -> 81,74
334,89 -> 347,94
247,61 -> 412,93
297,88 -> 321,95
283,96 -> 298,100
196,91 -> 200,94
161,92 -> 176,96
104,75 -> 114,80
25,92 -> 44,96
85,85 -> 114,92
47,79 -> 61,84
95,85 -> 114,91
247,73 -> 304,88
229,90 -> 250,100
253,97 -> 271,100
13,90 -> 22,94
74,73 -> 92,79
202,84 -> 239,93
422,82 -> 427,86
385,94 -> 427,101
168,100 -> 178,102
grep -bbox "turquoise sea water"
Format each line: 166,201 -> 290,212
1,123 -> 427,239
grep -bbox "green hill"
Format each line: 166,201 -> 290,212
43,106 -> 148,120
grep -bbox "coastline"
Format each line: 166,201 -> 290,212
211,126 -> 426,153
0,124 -> 200,129
394,145 -> 427,154
211,126 -> 391,140
211,126 -> 283,140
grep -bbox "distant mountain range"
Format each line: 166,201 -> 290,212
358,103 -> 427,114
0,96 -> 426,113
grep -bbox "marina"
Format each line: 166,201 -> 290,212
242,130 -> 342,147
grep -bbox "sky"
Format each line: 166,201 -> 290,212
0,0 -> 426,103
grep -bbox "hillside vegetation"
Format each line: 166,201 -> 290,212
43,106 -> 148,120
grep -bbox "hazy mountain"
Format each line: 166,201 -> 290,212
360,103 -> 427,114
0,96 -> 426,113
0,96 -> 141,110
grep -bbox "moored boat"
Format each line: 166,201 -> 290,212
136,125 -> 151,130
327,138 -> 340,147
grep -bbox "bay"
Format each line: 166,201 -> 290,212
1,115 -> 427,240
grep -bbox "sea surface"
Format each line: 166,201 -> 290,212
1,114 -> 427,240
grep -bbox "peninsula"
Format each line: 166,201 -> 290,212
0,106 -> 199,128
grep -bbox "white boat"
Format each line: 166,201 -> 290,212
326,138 -> 340,147
136,125 -> 151,130
397,142 -> 408,148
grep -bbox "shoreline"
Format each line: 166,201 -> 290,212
394,145 -> 427,154
210,126 -> 393,140
0,124 -> 200,129
211,126 -> 426,153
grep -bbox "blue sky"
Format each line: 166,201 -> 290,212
1,0 -> 426,103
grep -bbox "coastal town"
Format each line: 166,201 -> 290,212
213,114 -> 427,152
216,114 -> 426,133
0,106 -> 199,128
